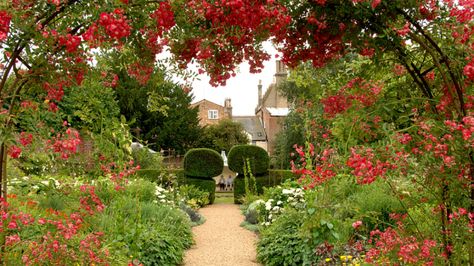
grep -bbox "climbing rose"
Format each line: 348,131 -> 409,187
464,60 -> 474,81
352,220 -> 363,229
0,10 -> 11,41
8,145 -> 22,158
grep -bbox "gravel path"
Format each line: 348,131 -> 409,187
182,204 -> 261,266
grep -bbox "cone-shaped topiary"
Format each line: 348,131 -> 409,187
183,148 -> 223,179
228,145 -> 269,176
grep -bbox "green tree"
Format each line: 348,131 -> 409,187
196,119 -> 249,153
114,70 -> 201,155
272,112 -> 305,169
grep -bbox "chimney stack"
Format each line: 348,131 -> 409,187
258,79 -> 263,106
224,98 -> 232,119
274,60 -> 287,86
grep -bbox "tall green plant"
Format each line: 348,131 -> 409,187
243,158 -> 258,196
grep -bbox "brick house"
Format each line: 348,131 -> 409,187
253,60 -> 289,155
190,98 -> 232,127
191,60 -> 289,156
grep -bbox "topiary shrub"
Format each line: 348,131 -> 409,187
233,177 -> 246,204
183,148 -> 223,179
228,145 -> 269,176
184,178 -> 216,204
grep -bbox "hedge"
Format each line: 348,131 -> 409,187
228,145 -> 269,176
183,148 -> 223,179
184,178 -> 216,204
233,170 -> 298,203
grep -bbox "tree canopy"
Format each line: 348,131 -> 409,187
113,67 -> 201,154
196,119 -> 249,154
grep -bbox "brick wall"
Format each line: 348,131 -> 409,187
191,100 -> 231,127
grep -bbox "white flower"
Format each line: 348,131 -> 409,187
265,203 -> 272,211
160,199 -> 166,203
277,200 -> 283,205
22,176 -> 30,181
158,195 -> 166,199
254,199 -> 265,205
288,196 -> 294,201
153,200 -> 158,204
282,189 -> 292,194
273,206 -> 280,211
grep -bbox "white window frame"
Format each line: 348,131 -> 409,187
208,109 -> 218,119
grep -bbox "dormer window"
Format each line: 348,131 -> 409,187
208,110 -> 218,119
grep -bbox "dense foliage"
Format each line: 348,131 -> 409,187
115,70 -> 201,154
183,148 -> 223,179
184,178 -> 216,205
228,145 -> 269,176
234,170 -> 296,203
195,119 -> 249,153
3,176 -> 196,265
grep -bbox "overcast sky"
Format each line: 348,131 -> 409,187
189,43 -> 279,116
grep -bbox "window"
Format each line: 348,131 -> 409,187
208,110 -> 218,119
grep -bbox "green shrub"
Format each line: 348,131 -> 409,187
135,169 -> 161,182
184,178 -> 216,204
234,170 -> 297,204
244,200 -> 265,225
179,202 -> 203,224
97,197 -> 192,266
348,181 -> 403,231
38,194 -> 68,211
257,210 -> 314,266
126,179 -> 156,202
233,177 -> 246,204
179,184 -> 210,209
137,229 -> 185,266
183,148 -> 223,179
136,204 -> 193,265
165,169 -> 186,184
228,145 -> 269,175
131,147 -> 162,170
135,169 -> 188,186
267,170 -> 297,184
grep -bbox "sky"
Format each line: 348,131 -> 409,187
189,43 -> 279,116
